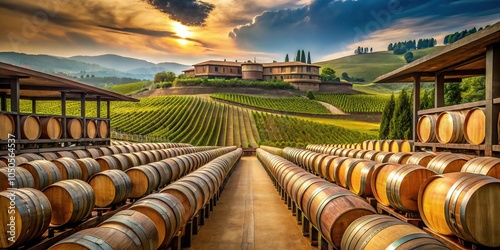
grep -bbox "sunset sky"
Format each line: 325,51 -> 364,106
1,0 -> 499,65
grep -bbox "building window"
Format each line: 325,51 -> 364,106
291,66 -> 296,72
281,67 -> 286,73
223,67 -> 226,73
300,75 -> 303,79
230,68 -> 233,73
215,66 -> 219,72
306,66 -> 311,72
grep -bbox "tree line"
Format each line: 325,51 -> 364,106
443,25 -> 489,45
285,50 -> 312,64
354,46 -> 373,55
388,38 -> 436,55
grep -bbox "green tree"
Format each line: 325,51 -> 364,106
154,71 -> 176,83
444,82 -> 462,106
341,72 -> 350,81
306,90 -> 315,100
301,50 -> 306,63
389,89 -> 412,139
388,43 -> 393,51
319,67 -> 338,81
461,76 -> 485,103
379,93 -> 395,139
404,51 -> 414,63
285,54 -> 289,62
296,50 -> 301,61
307,51 -> 311,64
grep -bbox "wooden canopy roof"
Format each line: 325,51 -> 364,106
0,62 -> 138,101
374,22 -> 500,83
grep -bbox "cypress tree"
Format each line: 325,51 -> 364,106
296,50 -> 301,61
389,89 -> 411,139
307,51 -> 311,64
301,50 -> 306,63
285,54 -> 289,62
379,93 -> 395,139
444,82 -> 462,106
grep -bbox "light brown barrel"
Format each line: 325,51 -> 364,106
130,193 -> 184,247
98,120 -> 109,138
366,140 -> 376,150
341,214 -> 447,250
86,119 -> 97,138
111,154 -> 132,170
464,108 -> 485,145
52,157 -> 83,180
147,162 -> 173,188
85,148 -> 102,158
388,140 -> 403,152
76,158 -> 101,181
72,149 -> 90,159
56,151 -> 76,159
67,118 -> 83,140
375,151 -> 394,163
363,150 -> 379,161
374,140 -> 384,151
461,156 -> 500,179
42,179 -> 95,226
88,170 -> 132,207
417,114 -> 438,143
40,117 -> 62,140
361,140 -> 369,150
18,153 -> 43,161
96,155 -> 120,171
326,157 -> 348,183
125,165 -> 160,199
335,158 -> 367,188
400,140 -> 413,152
426,153 -> 473,174
0,188 -> 52,248
371,163 -> 400,206
381,140 -> 391,152
436,111 -> 467,143
418,172 -> 500,247
19,160 -> 62,190
39,152 -> 59,161
21,115 -> 41,140
346,160 -> 377,197
0,167 -> 34,191
98,210 -> 159,250
386,164 -> 436,212
48,228 -> 115,249
0,113 -> 14,140
406,152 -> 436,167
388,152 -> 412,164
161,182 -> 200,222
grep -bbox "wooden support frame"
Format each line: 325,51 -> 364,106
61,92 -> 67,140
412,75 -> 420,144
96,96 -> 101,118
80,93 -> 86,139
485,43 -> 500,156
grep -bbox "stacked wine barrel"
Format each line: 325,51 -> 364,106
265,145 -> 500,249
310,140 -> 414,153
50,148 -> 243,249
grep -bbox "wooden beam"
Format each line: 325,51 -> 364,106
485,43 -> 500,155
443,78 -> 464,83
441,69 -> 486,76
413,75 -> 420,143
61,92 -> 67,140
31,99 -> 36,114
81,93 -> 86,139
107,101 -> 110,119
418,100 -> 487,115
96,96 -> 101,118
435,73 -> 445,108
437,54 -> 486,74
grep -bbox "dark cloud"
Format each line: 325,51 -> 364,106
145,0 -> 215,26
229,0 -> 500,57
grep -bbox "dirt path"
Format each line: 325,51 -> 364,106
317,101 -> 345,114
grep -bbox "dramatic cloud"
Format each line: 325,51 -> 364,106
145,0 -> 215,26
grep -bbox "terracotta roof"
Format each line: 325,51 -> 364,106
193,60 -> 242,67
261,61 -> 320,67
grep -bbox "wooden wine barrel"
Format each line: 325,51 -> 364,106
72,149 -> 89,159
436,111 -> 467,143
130,194 -> 184,247
21,115 -> 41,140
426,153 -> 473,174
374,151 -> 394,163
0,156 -> 28,167
180,176 -> 211,208
76,158 -> 101,181
0,161 -> 5,168
161,159 -> 182,181
52,157 -> 83,180
42,179 -> 95,226
341,214 -> 447,250
40,117 -> 62,140
85,148 -> 102,158
111,154 -> 133,171
400,140 -> 413,152
56,151 -> 76,159
0,188 -> 52,248
374,140 -> 384,151
346,160 -> 377,197
363,150 -> 379,161
19,160 -> 62,190
66,118 -> 83,140
0,167 -> 34,191
370,163 -> 400,206
388,152 -> 412,164
464,108 -> 486,145
406,152 -> 436,167
125,166 -> 160,199
418,172 -> 500,247
335,158 -> 368,188
388,140 -> 402,152
98,210 -> 159,250
417,114 -> 438,143
386,164 -> 436,212
319,155 -> 337,180
88,170 -> 132,207
326,157 -> 348,183
98,147 -> 113,156
461,156 -> 500,178
366,140 -> 376,150
18,153 -> 43,161
361,141 -> 369,150
48,228 -> 115,249
95,155 -> 120,171
161,182 -> 199,222
0,113 -> 14,140
147,162 -> 173,188
86,119 -> 97,138
381,140 -> 391,152
39,152 -> 59,161
131,152 -> 148,165
123,153 -> 141,168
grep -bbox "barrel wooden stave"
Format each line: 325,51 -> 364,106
40,117 -> 62,140
88,170 -> 132,207
0,167 -> 35,191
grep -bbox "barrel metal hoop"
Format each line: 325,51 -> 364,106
341,213 -> 381,250
359,220 -> 402,249
305,185 -> 331,220
386,233 -> 435,250
314,192 -> 352,240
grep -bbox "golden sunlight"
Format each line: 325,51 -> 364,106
173,22 -> 192,39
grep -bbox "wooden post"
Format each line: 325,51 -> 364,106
10,78 -> 21,149
81,93 -> 86,140
1,92 -> 6,111
485,43 -> 500,156
31,99 -> 36,114
106,100 -> 110,119
413,75 -> 421,144
96,96 -> 101,118
435,73 -> 445,108
61,92 -> 67,139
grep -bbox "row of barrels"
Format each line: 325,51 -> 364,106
306,145 -> 500,178
49,148 -> 243,249
256,148 -> 447,249
0,146 -> 239,249
279,146 -> 500,248
312,139 -> 414,153
0,113 -> 109,140
417,108 -> 487,145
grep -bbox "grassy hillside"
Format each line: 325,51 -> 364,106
316,46 -> 443,84
105,81 -> 152,95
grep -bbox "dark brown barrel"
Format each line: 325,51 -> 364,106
86,148 -> 102,158
130,152 -> 148,165
18,153 -> 43,161
0,188 -> 52,248
346,160 -> 377,197
56,151 -> 76,159
436,111 -> 467,143
426,153 -> 473,174
98,210 -> 159,250
21,115 -> 41,140
125,166 -> 160,199
96,155 -> 120,171
0,167 -> 34,191
147,161 -> 173,188
88,170 -> 132,207
42,179 -> 95,226
130,193 -> 185,247
98,120 -> 109,138
0,113 -> 14,140
52,157 -> 83,180
180,175 -> 211,208
386,164 -> 436,212
19,160 -> 62,190
406,152 -> 436,167
388,152 -> 412,164
67,118 -> 83,140
464,108 -> 486,145
123,153 -> 141,168
161,159 -> 182,181
419,172 -> 500,247
76,158 -> 101,181
417,114 -> 438,143
72,149 -> 90,159
461,156 -> 500,178
39,152 -> 59,161
341,214 -> 447,250
111,154 -> 132,170
98,147 -> 113,156
48,228 -> 115,249
161,182 -> 199,222
40,117 -> 62,140
86,119 -> 97,138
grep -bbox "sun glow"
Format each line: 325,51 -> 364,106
173,22 -> 192,39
